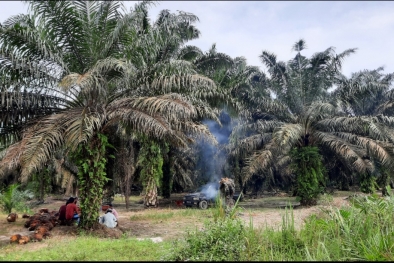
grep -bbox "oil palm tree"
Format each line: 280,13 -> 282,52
172,44 -> 270,190
332,68 -> 394,194
110,5 -> 223,201
0,0 -> 218,228
232,39 -> 394,204
333,67 -> 394,116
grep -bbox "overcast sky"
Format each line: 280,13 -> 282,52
1,1 -> 394,77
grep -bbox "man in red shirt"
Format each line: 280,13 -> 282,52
58,197 -> 74,225
66,197 -> 80,225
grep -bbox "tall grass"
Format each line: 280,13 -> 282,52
167,193 -> 394,261
301,193 -> 394,261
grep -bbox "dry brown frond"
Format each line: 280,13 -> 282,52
272,123 -> 303,147
63,106 -> 106,151
241,145 -> 274,186
229,133 -> 271,157
314,131 -> 372,174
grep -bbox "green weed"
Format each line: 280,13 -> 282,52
130,207 -> 205,222
0,237 -> 171,261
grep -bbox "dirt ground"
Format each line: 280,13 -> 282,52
0,191 -> 355,251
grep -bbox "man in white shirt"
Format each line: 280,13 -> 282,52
108,204 -> 119,219
99,209 -> 117,228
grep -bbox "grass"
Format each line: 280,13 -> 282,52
0,236 -> 172,261
167,192 -> 394,261
4,191 -> 394,261
129,207 -> 209,222
113,195 -> 141,203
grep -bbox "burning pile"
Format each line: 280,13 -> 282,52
9,208 -> 59,245
219,177 -> 235,208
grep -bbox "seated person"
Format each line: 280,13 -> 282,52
108,204 -> 118,220
66,197 -> 80,225
99,209 -> 117,228
58,197 -> 74,225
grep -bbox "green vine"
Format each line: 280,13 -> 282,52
137,135 -> 164,207
290,146 -> 325,206
72,133 -> 114,228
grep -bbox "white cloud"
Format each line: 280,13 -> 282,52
0,1 -> 27,22
1,1 -> 394,77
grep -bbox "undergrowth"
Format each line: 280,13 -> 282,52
4,191 -> 394,261
167,190 -> 394,261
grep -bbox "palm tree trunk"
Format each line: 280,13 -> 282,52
65,176 -> 74,197
119,139 -> 136,209
144,176 -> 158,207
138,138 -> 163,208
161,146 -> 174,199
39,173 -> 45,202
77,134 -> 109,229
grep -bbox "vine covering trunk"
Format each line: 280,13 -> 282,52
290,146 -> 325,206
137,136 -> 164,208
73,134 -> 112,229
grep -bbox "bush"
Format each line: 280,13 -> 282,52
168,191 -> 394,261
168,217 -> 247,261
0,184 -> 33,213
359,173 -> 377,194
167,206 -> 306,261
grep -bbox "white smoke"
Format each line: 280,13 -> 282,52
200,182 -> 219,199
194,111 -> 237,195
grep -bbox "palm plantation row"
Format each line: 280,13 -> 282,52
1,0 -> 394,228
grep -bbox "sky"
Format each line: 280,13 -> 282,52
1,1 -> 394,77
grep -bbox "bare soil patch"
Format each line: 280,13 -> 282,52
1,191 -> 355,251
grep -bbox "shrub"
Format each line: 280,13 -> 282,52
168,217 -> 247,261
359,173 -> 377,194
0,184 -> 33,213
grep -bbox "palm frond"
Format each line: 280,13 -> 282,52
273,123 -> 303,147
314,131 -> 372,174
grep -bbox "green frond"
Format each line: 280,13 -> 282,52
109,94 -> 197,120
332,132 -> 394,168
151,73 -> 217,97
255,119 -> 285,133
